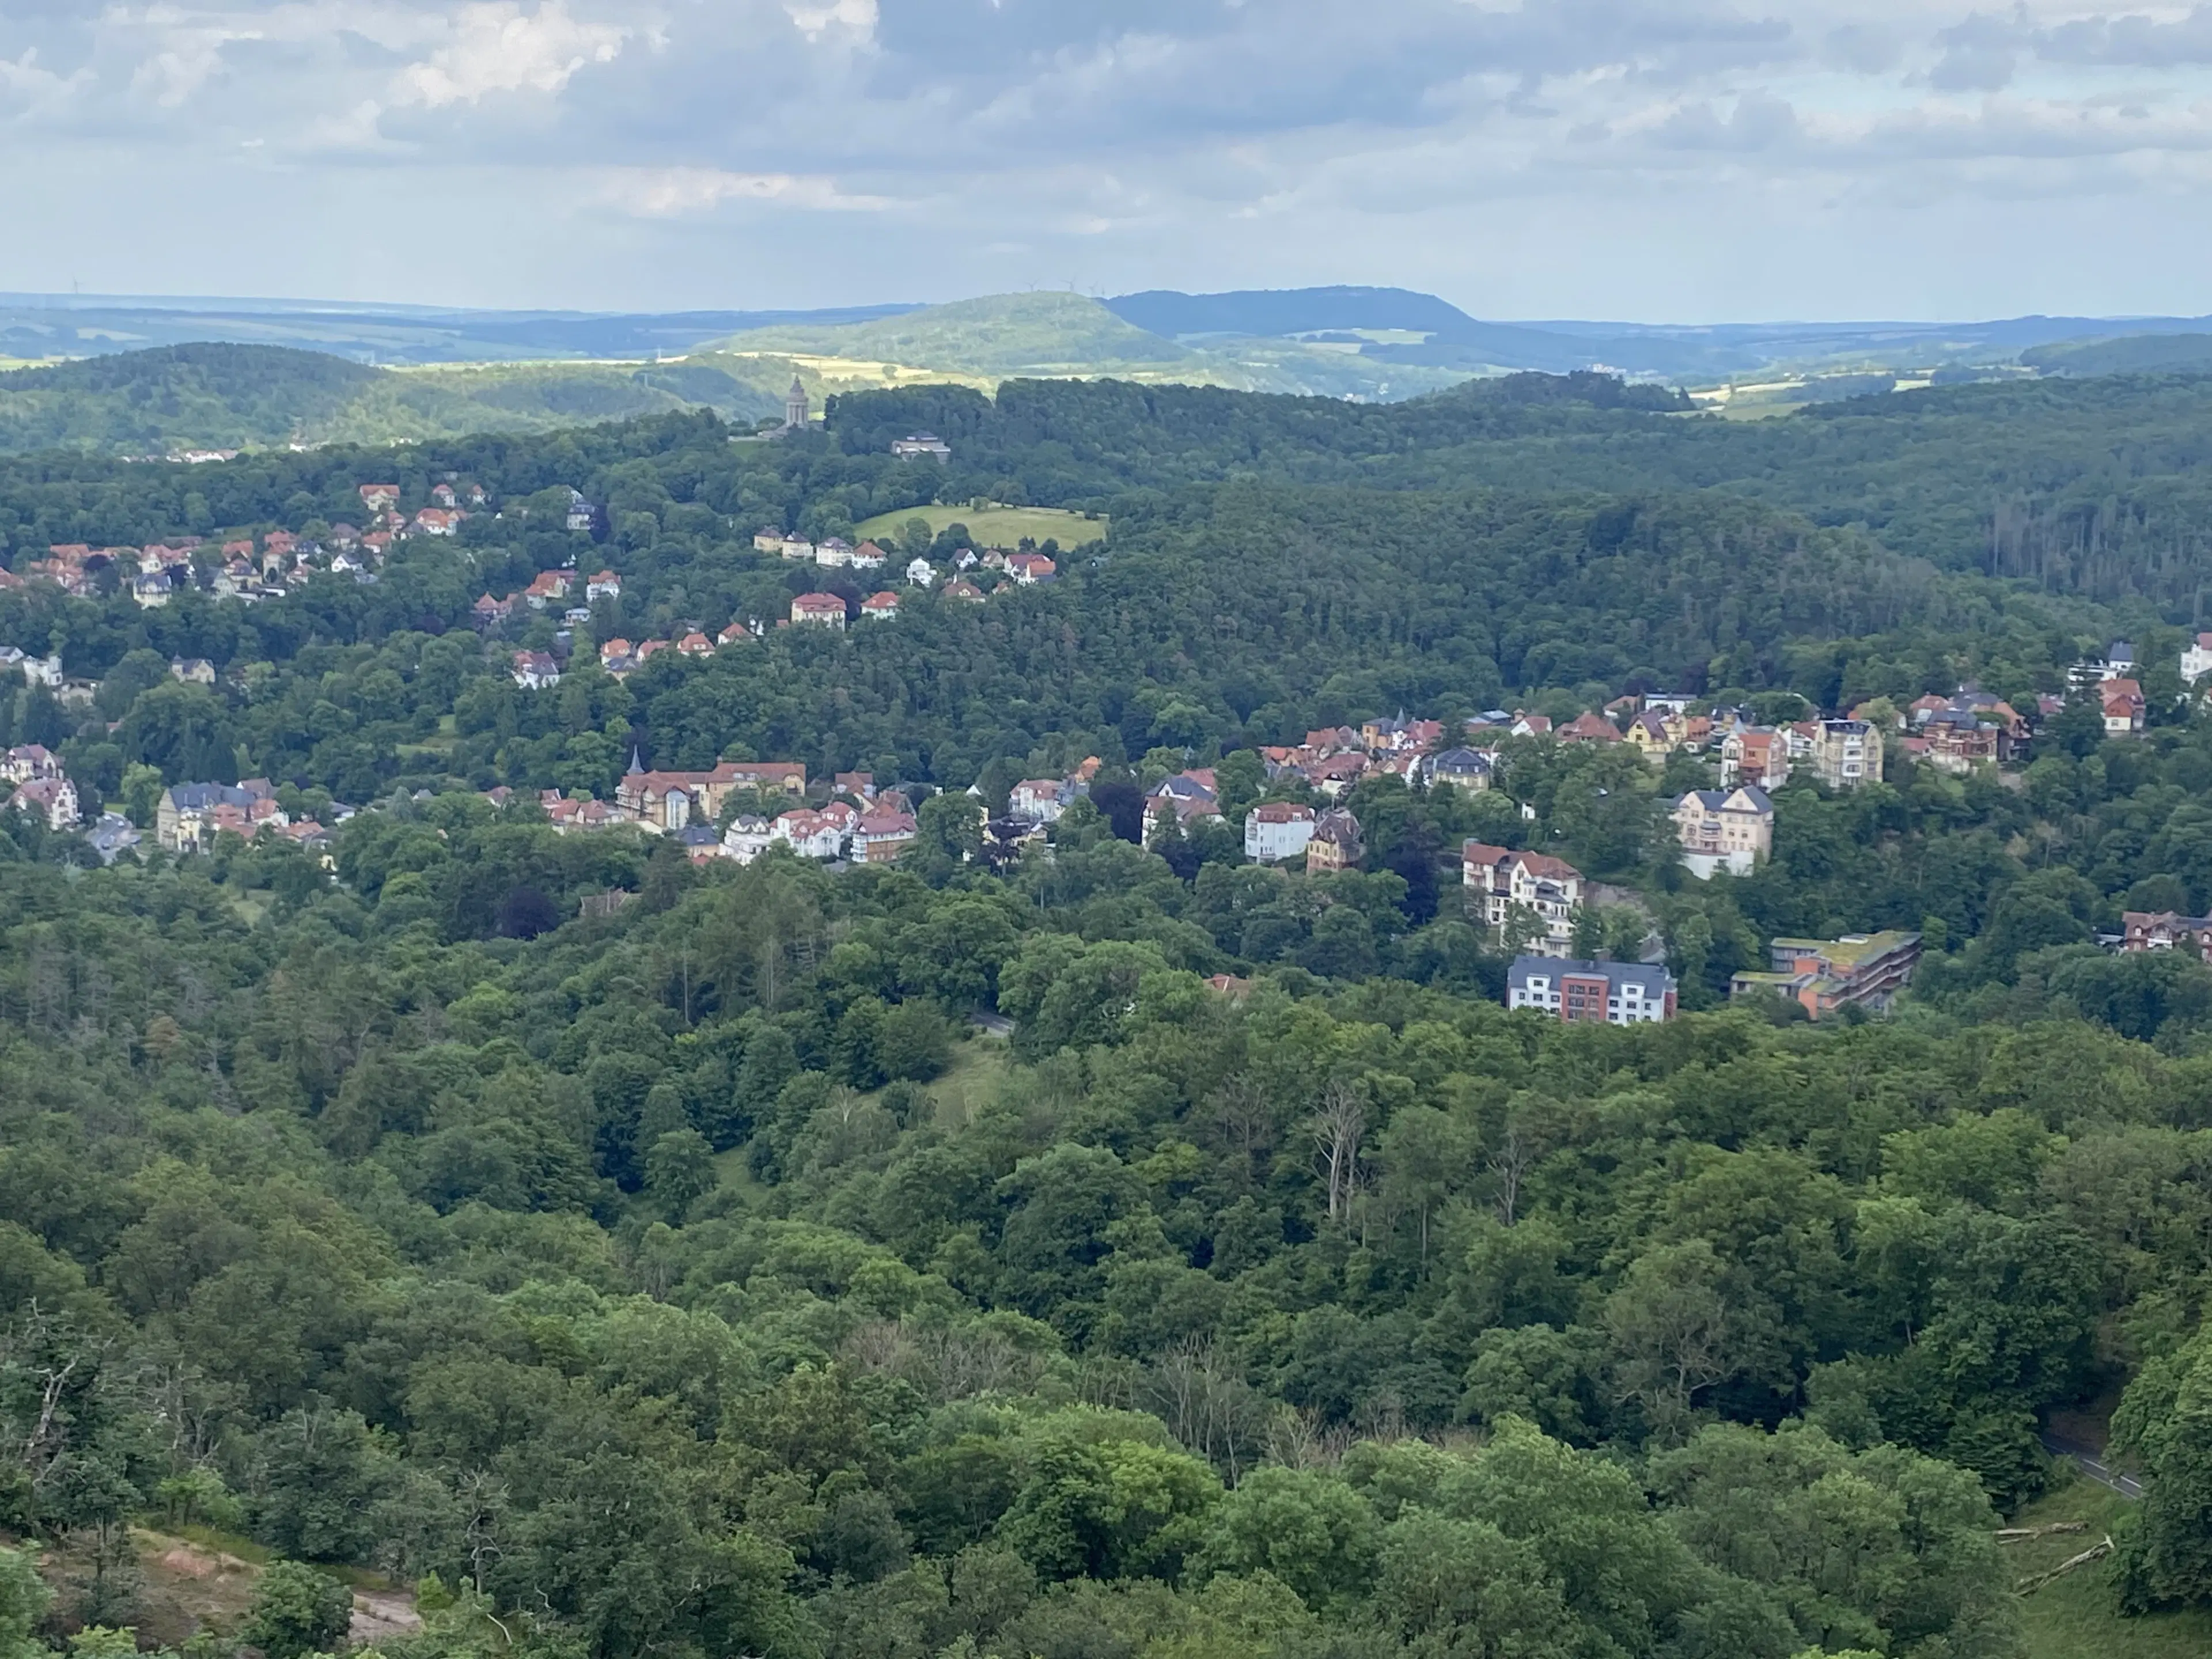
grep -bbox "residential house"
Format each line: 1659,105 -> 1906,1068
853,807 -> 919,863
815,537 -> 854,568
1672,786 -> 1774,877
850,541 -> 888,570
2103,677 -> 2147,734
598,638 -> 635,671
722,816 -> 775,863
891,432 -> 952,458
1303,752 -> 1370,797
1145,770 -> 1222,843
1509,713 -> 1552,738
1811,719 -> 1884,789
1423,748 -> 1492,791
944,578 -> 985,603
673,825 -> 726,863
512,650 -> 562,690
1625,710 -> 1684,760
471,593 -> 516,631
772,804 -> 854,860
1463,843 -> 1586,956
2,745 -> 59,783
1007,552 -> 1056,585
677,632 -> 714,657
906,558 -> 937,587
359,484 -> 400,512
1558,711 -> 1620,747
1244,801 -> 1316,862
717,622 -> 752,647
1305,809 -> 1364,873
1010,779 -> 1071,824
834,772 -> 877,801
169,657 -> 216,685
524,570 -> 573,609
2123,911 -> 2212,953
8,775 -> 77,831
157,780 -> 285,853
1508,957 -> 1676,1025
791,593 -> 847,629
413,508 -> 462,537
754,528 -> 787,554
586,570 -> 622,600
131,572 -> 173,608
1732,931 -> 1922,1017
861,592 -> 901,621
540,793 -> 632,834
430,483 -> 458,508
1719,726 -> 1789,790
781,533 -> 816,562
2182,633 -> 2212,685
564,493 -> 598,533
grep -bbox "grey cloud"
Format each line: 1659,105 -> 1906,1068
2038,8 -> 2212,66
1929,13 -> 2020,92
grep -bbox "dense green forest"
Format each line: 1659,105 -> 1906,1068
10,365 -> 2212,1659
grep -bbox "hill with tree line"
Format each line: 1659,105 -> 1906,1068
3,369 -> 2212,1658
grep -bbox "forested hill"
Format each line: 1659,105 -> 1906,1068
832,371 -> 2212,608
13,368 -> 2212,1659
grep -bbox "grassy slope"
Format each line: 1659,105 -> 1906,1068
2010,1480 -> 2212,1658
852,503 -> 1107,548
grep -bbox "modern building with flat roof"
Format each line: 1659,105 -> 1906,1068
1732,930 -> 1921,1018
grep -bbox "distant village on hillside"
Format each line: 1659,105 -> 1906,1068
0,447 -> 2194,1028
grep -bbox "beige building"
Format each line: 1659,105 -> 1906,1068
1672,786 -> 1773,878
1812,719 -> 1884,789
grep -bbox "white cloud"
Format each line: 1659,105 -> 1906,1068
594,164 -> 889,215
784,0 -> 876,45
0,47 -> 90,118
395,1 -> 630,108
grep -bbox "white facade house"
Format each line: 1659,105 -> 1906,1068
2184,632 -> 2212,686
1244,801 -> 1317,862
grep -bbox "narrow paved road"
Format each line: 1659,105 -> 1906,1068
969,1010 -> 1013,1038
2043,1434 -> 2143,1499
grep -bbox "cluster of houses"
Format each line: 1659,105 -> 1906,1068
517,757 -> 921,866
154,779 -> 334,854
2,744 -> 77,830
752,525 -> 1058,592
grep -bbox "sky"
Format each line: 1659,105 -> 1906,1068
3,0 -> 2212,321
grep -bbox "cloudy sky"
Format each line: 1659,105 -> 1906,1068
2,0 -> 2210,321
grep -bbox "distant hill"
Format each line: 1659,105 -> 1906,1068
711,291 -> 1482,399
0,342 -> 791,456
715,292 -> 1198,376
0,296 -> 922,366
2021,332 -> 2212,376
1105,286 -> 1483,339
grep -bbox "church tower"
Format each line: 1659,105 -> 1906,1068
785,377 -> 809,430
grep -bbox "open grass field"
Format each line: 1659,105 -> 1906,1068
853,503 -> 1107,550
2011,1477 -> 2212,1658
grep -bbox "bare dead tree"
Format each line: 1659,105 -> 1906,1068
1310,1081 -> 1366,1224
1489,1123 -> 1532,1228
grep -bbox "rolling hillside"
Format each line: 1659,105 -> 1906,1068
0,343 -> 790,456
